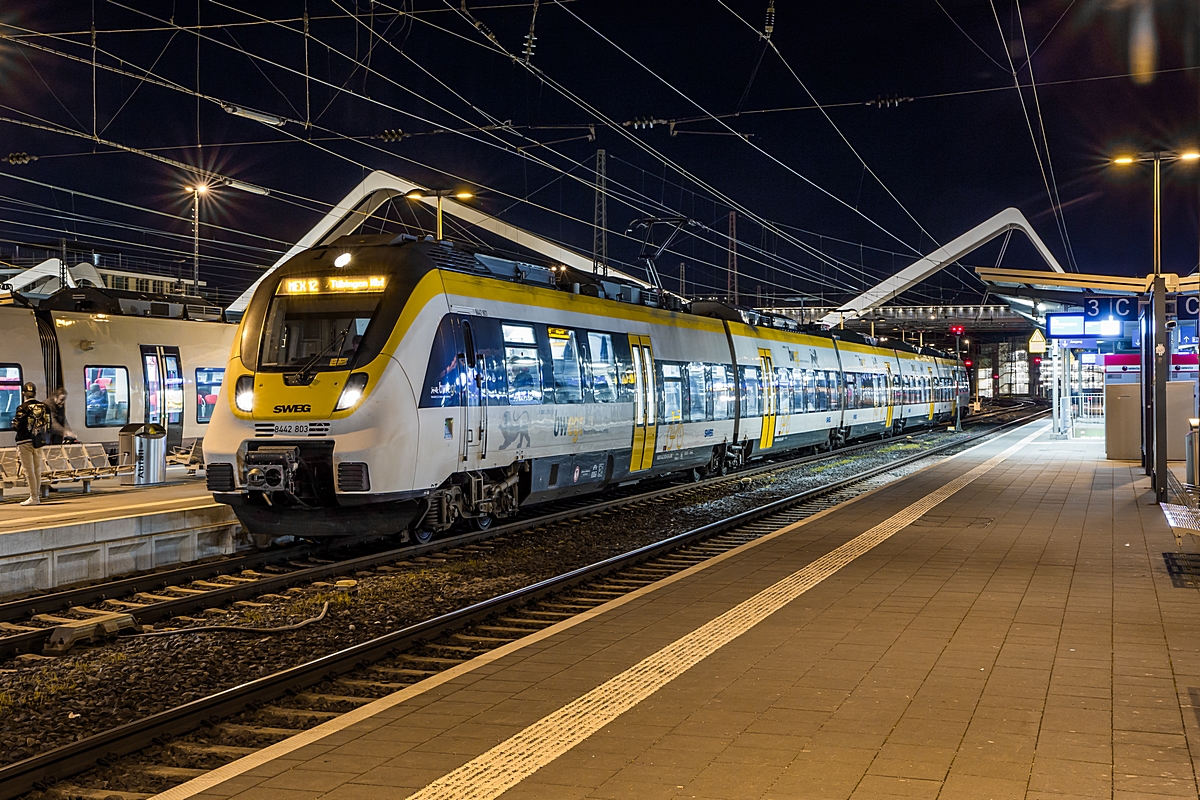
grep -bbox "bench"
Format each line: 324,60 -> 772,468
1161,503 -> 1200,547
0,443 -> 132,498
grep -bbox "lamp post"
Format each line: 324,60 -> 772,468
1111,149 -> 1200,275
404,188 -> 474,241
1112,149 -> 1200,500
184,177 -> 269,295
186,183 -> 208,292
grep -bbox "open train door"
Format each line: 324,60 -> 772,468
758,348 -> 776,450
140,344 -> 184,452
628,334 -> 657,472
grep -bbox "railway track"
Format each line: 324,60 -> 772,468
0,404 -> 1035,662
0,409 -> 1046,800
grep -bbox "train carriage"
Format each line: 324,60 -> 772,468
0,297 -> 236,452
202,236 -> 969,540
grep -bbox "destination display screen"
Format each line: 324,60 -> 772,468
1046,313 -> 1084,338
277,275 -> 387,295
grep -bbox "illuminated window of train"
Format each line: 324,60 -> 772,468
776,368 -> 792,415
711,365 -> 733,420
503,324 -> 542,405
684,363 -> 707,422
195,368 -> 225,423
0,364 -> 21,431
548,328 -> 583,404
661,363 -> 683,423
740,366 -> 761,417
84,366 -> 129,427
587,333 -> 619,403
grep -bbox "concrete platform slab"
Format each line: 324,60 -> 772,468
0,471 -> 239,596
156,422 -> 1200,799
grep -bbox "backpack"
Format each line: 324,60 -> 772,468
26,402 -> 51,437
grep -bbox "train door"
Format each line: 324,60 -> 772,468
884,362 -> 894,430
458,319 -> 486,463
140,345 -> 184,451
628,334 -> 657,472
758,348 -> 776,449
927,368 -> 935,421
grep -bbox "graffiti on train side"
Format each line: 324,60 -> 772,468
498,410 -> 531,449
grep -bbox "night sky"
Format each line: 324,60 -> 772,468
3,1 -> 1200,307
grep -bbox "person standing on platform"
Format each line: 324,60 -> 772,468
47,386 -> 76,444
11,383 -> 52,506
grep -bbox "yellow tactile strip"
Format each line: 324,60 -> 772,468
153,422 -> 1046,800
406,425 -> 1048,800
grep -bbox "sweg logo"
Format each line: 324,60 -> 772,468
273,404 -> 312,414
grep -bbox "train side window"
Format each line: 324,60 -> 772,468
548,327 -> 584,404
685,362 -> 707,422
0,364 -> 21,431
420,315 -> 461,408
587,333 -> 619,403
661,363 -> 684,423
776,368 -> 792,415
711,365 -> 732,420
84,366 -> 130,427
195,368 -> 225,423
503,324 -> 543,405
740,366 -> 761,417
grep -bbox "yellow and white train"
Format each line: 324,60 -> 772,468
203,235 -> 967,541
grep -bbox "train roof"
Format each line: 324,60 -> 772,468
13,285 -> 226,321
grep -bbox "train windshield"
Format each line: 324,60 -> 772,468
259,289 -> 383,370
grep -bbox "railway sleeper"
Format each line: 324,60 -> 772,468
210,722 -> 299,740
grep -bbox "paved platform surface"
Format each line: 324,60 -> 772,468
0,470 -> 214,536
163,422 -> 1200,800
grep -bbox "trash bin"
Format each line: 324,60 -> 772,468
1189,422 -> 1200,486
119,423 -> 167,485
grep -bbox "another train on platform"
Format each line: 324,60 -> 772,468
202,235 -> 968,541
0,288 -> 236,454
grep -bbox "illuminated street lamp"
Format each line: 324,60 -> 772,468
1110,149 -> 1200,276
186,183 -> 209,292
404,188 -> 474,241
185,177 -> 270,293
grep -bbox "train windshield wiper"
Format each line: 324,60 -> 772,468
285,327 -> 349,386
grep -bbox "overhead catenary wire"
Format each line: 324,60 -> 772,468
9,3 -> 945,302
87,3 -> 862,297
1013,0 -> 1078,271
988,0 -> 1077,272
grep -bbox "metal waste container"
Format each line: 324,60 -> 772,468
119,423 -> 167,485
1188,422 -> 1200,486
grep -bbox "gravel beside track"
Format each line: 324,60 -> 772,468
0,420 -> 1026,775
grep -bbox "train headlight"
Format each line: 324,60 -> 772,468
335,372 -> 369,411
235,375 -> 255,412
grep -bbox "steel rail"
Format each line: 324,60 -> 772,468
0,410 -> 1046,800
0,411 -> 1018,660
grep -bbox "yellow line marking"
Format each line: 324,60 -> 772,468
150,422 -> 1046,800
403,425 -> 1046,800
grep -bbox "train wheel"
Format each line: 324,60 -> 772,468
413,528 -> 436,545
469,514 -> 493,531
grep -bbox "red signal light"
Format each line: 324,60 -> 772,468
963,359 -> 973,368
949,325 -> 965,336
1033,357 -> 1042,365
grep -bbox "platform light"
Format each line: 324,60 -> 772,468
1182,152 -> 1200,161
1113,155 -> 1136,165
235,375 -> 255,413
336,373 -> 369,411
334,253 -> 352,268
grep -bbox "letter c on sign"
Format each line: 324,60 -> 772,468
1115,298 -> 1130,318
